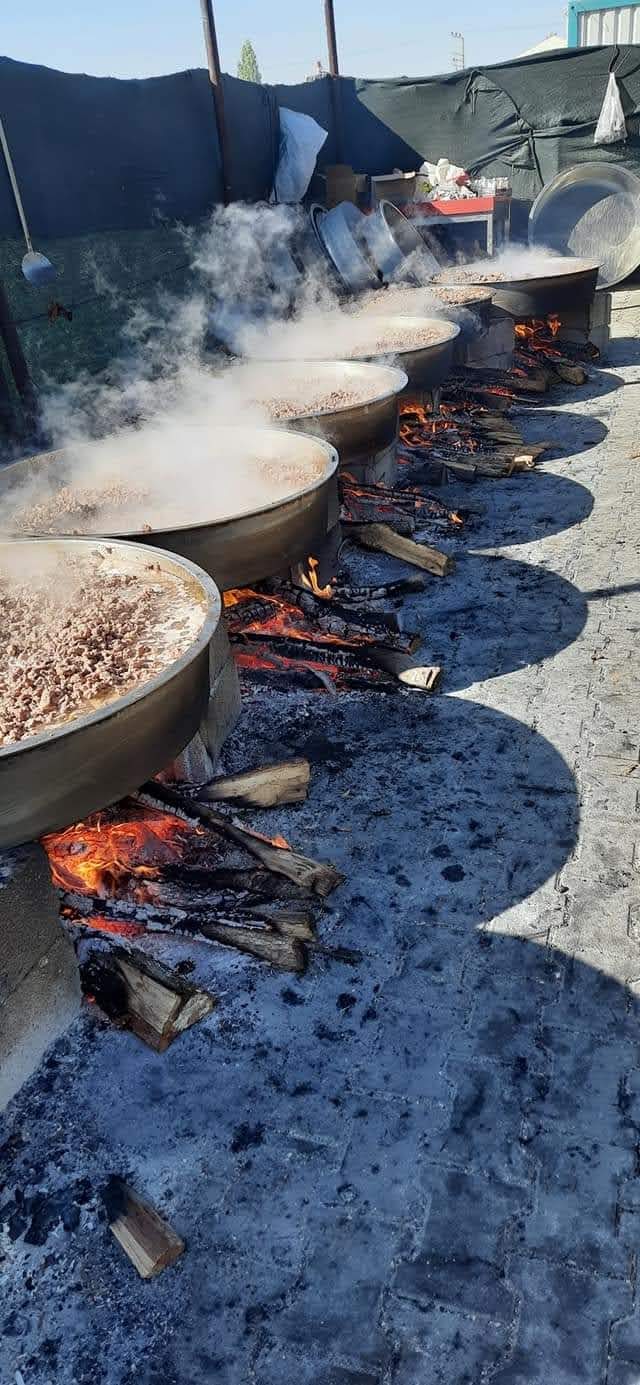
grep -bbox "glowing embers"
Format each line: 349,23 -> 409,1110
512,315 -> 594,386
45,802 -> 212,901
45,783 -> 341,974
340,473 -> 464,532
223,571 -> 441,694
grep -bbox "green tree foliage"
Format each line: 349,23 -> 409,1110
237,40 -> 262,84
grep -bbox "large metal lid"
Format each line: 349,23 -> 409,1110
310,202 -> 380,293
529,162 -> 640,289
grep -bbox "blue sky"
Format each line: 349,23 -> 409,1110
3,1 -> 566,84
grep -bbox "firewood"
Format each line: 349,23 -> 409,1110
80,946 -> 215,1051
197,918 -> 306,971
103,1177 -> 184,1279
554,360 -> 587,385
444,460 -> 477,482
270,910 -> 317,942
202,758 -> 311,809
350,524 -> 454,577
139,781 -> 344,898
509,370 -> 549,394
366,647 -> 442,691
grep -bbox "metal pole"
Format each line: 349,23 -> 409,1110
324,0 -> 340,75
199,0 -> 232,204
323,0 -> 345,163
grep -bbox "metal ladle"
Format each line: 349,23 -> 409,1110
0,115 -> 56,286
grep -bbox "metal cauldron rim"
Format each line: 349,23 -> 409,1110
344,314 -> 461,358
0,535 -> 220,762
225,359 -> 409,424
0,425 -> 339,539
436,258 -> 600,293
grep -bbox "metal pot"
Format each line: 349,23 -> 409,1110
0,427 -> 339,593
371,201 -> 441,284
437,259 -> 599,319
222,359 -> 407,474
344,315 -> 460,394
529,162 -> 640,290
0,537 -> 221,847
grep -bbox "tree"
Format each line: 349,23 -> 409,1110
237,40 -> 262,84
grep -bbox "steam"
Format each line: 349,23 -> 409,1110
2,200 -> 553,545
439,243 -> 597,280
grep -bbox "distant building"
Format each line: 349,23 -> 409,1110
518,33 -> 566,56
568,1 -> 640,47
518,32 -> 566,55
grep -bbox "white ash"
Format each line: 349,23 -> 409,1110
0,557 -> 204,748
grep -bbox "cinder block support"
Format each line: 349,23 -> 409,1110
0,844 -> 81,1109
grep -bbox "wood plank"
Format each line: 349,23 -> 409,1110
140,780 -> 344,898
198,918 -> 306,971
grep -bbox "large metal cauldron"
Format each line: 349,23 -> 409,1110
0,537 -> 221,847
437,258 -> 599,319
0,427 -> 339,592
345,316 -> 460,394
223,360 -> 408,475
529,163 -> 640,290
252,317 -> 459,396
356,286 -> 493,353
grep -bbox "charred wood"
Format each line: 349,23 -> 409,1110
139,781 -> 344,898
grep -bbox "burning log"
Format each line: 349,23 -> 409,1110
64,893 -> 311,972
196,917 -> 306,971
349,523 -> 455,577
102,1177 -> 185,1279
202,758 -> 311,809
139,780 -> 344,898
80,944 -> 215,1051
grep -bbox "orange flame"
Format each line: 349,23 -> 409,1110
43,806 -> 193,897
515,317 -> 562,355
225,586 -> 375,649
300,555 -> 334,600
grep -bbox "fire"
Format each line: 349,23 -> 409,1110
225,586 -> 375,649
63,910 -> 146,940
43,804 -> 194,897
300,555 -> 334,600
399,400 -> 482,455
514,316 -> 563,355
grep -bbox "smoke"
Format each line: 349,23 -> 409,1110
440,243 -> 597,280
1,200 -> 470,544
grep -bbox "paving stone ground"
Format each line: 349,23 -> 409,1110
1,324 -> 639,1384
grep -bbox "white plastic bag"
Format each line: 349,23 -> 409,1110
594,72 -> 627,146
271,107 -> 328,204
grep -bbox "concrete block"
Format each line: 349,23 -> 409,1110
0,843 -> 80,1109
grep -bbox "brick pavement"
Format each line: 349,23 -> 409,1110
1,329 -> 639,1384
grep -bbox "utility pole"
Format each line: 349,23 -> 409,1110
199,0 -> 232,203
451,30 -> 466,71
323,0 -> 344,162
324,0 -> 340,76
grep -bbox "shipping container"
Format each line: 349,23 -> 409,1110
568,0 -> 640,46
